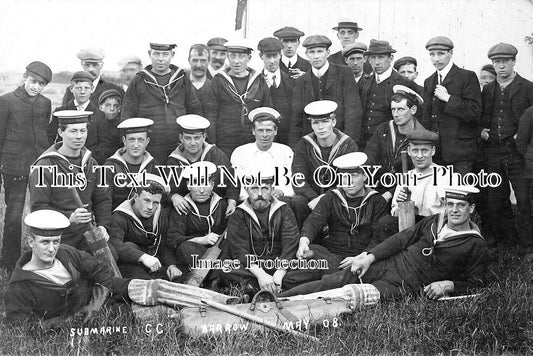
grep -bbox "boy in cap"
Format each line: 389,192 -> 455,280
109,173 -> 181,281
0,61 -> 53,271
342,42 -> 368,83
291,100 -> 358,228
480,42 -> 533,249
285,152 -> 388,287
204,40 -> 272,156
231,107 -> 295,201
257,37 -> 295,145
206,37 -> 228,79
365,85 -> 424,202
422,36 -> 482,174
48,71 -> 111,164
280,185 -> 489,301
61,47 -> 123,106
98,88 -> 123,157
358,39 -> 419,149
122,42 -> 203,163
273,26 -> 310,79
290,34 -> 362,146
393,56 -> 424,95
479,64 -> 496,89
104,118 -> 158,210
166,114 -> 238,216
29,110 -> 112,253
166,161 -> 228,273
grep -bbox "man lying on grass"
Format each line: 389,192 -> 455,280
279,185 -> 489,301
5,210 -> 236,325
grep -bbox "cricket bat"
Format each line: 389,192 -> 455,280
398,151 -> 415,231
70,187 -> 122,277
184,229 -> 227,287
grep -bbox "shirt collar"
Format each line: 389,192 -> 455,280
497,72 -> 517,90
281,54 -> 296,68
354,74 -> 363,83
263,68 -> 281,87
92,76 -> 101,92
312,60 -> 329,78
375,66 -> 393,83
437,61 -> 454,82
74,99 -> 90,111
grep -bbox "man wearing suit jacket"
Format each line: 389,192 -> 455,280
61,48 -> 123,107
358,40 -> 418,149
273,26 -> 311,80
289,35 -> 363,147
480,43 -> 533,249
257,37 -> 295,145
422,36 -> 482,174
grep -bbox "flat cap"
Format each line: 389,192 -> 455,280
364,39 -> 396,55
332,21 -> 363,32
425,36 -> 454,51
333,152 -> 368,172
481,64 -> 496,76
302,35 -> 332,49
71,71 -> 95,83
53,110 -> 92,125
26,61 -> 52,83
257,37 -> 283,53
393,56 -> 418,70
225,39 -> 254,53
304,100 -> 338,118
248,107 -> 281,124
150,42 -> 177,51
182,161 -> 218,186
118,56 -> 142,68
406,126 -> 439,144
443,185 -> 479,202
273,26 -> 305,40
487,42 -> 518,60
98,89 -> 122,105
342,42 -> 368,57
176,114 -> 210,133
77,48 -> 105,61
206,37 -> 228,50
117,118 -> 154,133
393,84 -> 424,105
135,173 -> 170,194
25,210 -> 70,236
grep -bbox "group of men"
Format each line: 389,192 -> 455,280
1,19 -> 532,325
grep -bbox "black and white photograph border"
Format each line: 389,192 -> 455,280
0,0 -> 532,355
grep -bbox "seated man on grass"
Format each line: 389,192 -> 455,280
279,185 -> 489,301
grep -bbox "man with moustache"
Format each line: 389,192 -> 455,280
342,42 -> 368,83
188,44 -> 212,114
273,26 -> 310,80
206,37 -> 228,80
0,61 -> 53,272
204,40 -> 272,156
421,36 -> 482,174
289,35 -> 362,146
61,48 -> 123,106
122,42 -> 203,163
257,37 -> 295,145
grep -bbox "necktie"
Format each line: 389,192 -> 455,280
376,75 -> 380,84
272,74 -> 277,88
438,73 -> 443,85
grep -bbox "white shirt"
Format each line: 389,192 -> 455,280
355,74 -> 363,83
375,66 -> 393,84
437,61 -> 454,83
231,142 -> 295,200
312,60 -> 329,78
92,75 -> 101,93
390,163 -> 446,217
74,99 -> 90,111
281,54 -> 296,68
263,68 -> 281,88
26,259 -> 72,285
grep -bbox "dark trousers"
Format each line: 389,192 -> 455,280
486,146 -> 531,247
118,262 -> 168,280
175,240 -> 208,273
289,194 -> 311,229
1,175 -> 28,270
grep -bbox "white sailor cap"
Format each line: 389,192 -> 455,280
54,110 -> 93,125
248,107 -> 281,124
134,173 -> 170,194
24,210 -> 70,236
224,39 -> 254,53
176,114 -> 210,133
333,152 -> 368,172
442,185 -> 479,202
117,118 -> 154,133
393,84 -> 424,105
304,100 -> 338,119
182,161 -> 218,186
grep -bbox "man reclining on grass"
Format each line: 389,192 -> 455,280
5,210 -> 236,325
278,185 -> 489,301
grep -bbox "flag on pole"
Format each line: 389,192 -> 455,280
235,0 -> 247,31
